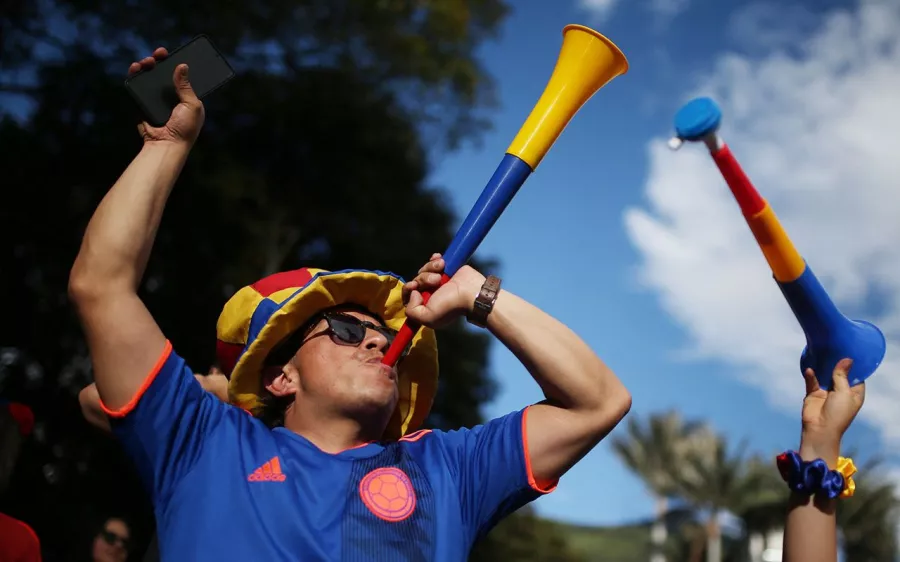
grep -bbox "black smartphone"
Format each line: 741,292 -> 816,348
124,34 -> 235,127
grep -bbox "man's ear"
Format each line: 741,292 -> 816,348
263,364 -> 299,397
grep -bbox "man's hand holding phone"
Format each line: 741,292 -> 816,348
128,47 -> 205,146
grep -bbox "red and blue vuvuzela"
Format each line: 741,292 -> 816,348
669,97 -> 885,390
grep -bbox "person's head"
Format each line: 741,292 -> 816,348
254,305 -> 402,430
91,517 -> 130,562
218,267 -> 440,440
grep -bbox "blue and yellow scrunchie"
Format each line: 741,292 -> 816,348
776,450 -> 857,499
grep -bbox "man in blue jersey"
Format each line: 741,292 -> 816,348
68,48 -> 633,561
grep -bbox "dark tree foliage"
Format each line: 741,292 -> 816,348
469,506 -> 585,562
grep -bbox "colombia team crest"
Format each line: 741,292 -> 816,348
359,467 -> 417,522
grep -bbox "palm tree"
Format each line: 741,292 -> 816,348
611,411 -> 718,562
836,454 -> 899,562
735,463 -> 789,562
673,435 -> 788,562
615,412 -> 900,562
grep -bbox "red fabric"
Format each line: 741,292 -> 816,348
250,268 -> 314,297
215,339 -> 244,378
5,404 -> 34,437
0,512 -> 41,562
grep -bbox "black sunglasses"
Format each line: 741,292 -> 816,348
266,312 -> 411,366
100,529 -> 130,550
321,312 -> 397,344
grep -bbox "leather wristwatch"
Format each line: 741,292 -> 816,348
468,275 -> 501,328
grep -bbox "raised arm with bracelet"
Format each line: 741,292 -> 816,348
403,254 -> 633,487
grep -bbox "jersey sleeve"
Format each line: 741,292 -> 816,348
435,406 -> 557,543
103,340 -> 228,506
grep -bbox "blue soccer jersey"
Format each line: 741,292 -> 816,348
106,341 -> 556,561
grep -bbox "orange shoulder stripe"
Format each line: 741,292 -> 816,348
100,340 -> 173,418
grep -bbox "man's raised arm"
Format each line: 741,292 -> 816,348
404,255 -> 632,488
68,48 -> 205,412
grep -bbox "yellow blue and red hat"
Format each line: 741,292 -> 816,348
215,267 -> 438,439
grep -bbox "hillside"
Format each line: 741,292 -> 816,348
554,520 -> 652,562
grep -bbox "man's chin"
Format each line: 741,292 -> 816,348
348,396 -> 398,426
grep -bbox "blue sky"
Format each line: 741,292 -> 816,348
430,0 -> 900,526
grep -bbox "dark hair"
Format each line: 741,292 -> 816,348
251,304 -> 386,428
95,515 -> 131,535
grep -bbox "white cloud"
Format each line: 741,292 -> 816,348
648,0 -> 691,21
578,0 -> 690,26
725,2 -> 819,52
625,0 -> 900,444
577,0 -> 621,21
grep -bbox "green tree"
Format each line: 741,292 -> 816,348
837,456 -> 900,562
1,0 -> 508,150
614,411 -> 900,562
675,439 -> 786,562
470,505 -> 584,562
611,411 -> 719,562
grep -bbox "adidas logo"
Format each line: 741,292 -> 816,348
248,456 -> 286,482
